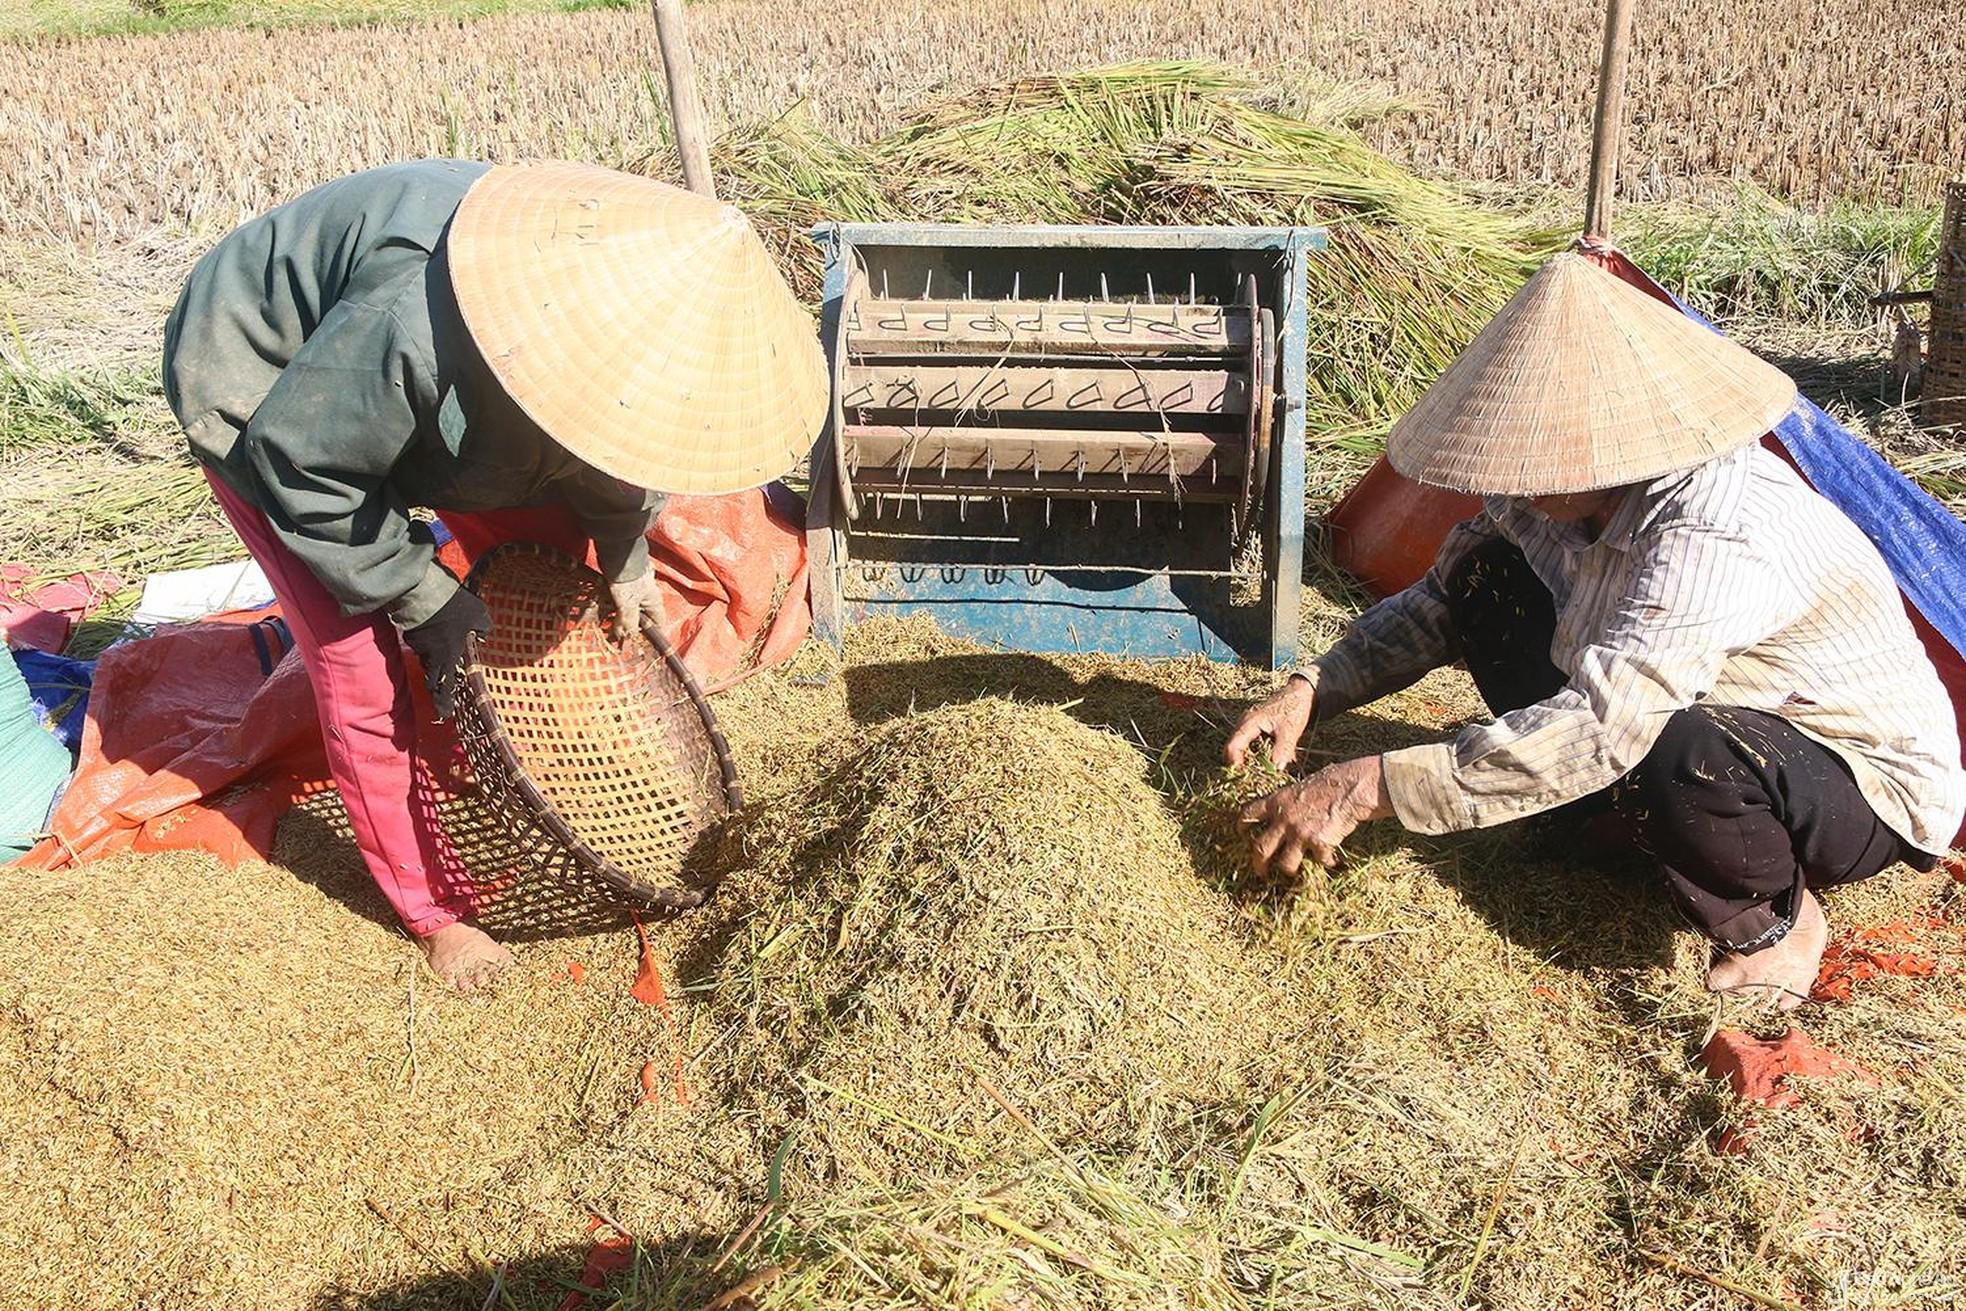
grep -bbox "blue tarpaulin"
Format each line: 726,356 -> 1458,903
1771,399 -> 1966,654
1634,252 -> 1966,653
14,648 -> 94,751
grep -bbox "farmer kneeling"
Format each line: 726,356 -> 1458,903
1228,254 -> 1964,1010
164,160 -> 825,990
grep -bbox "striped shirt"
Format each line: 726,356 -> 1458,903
1312,443 -> 1966,853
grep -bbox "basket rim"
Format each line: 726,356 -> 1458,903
458,541 -> 742,907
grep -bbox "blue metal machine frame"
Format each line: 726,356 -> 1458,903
806,222 -> 1323,668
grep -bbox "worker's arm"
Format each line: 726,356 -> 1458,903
560,466 -> 666,584
1225,513 -> 1498,768
1241,754 -> 1393,877
237,297 -> 456,628
1381,520 -> 1800,834
559,468 -> 668,635
1307,513 -> 1501,717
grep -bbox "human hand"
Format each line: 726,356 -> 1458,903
1224,673 -> 1318,769
1239,755 -> 1393,879
402,587 -> 491,721
608,569 -> 663,640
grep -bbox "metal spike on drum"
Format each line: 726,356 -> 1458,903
449,544 -> 740,914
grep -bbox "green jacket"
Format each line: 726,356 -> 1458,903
163,160 -> 661,629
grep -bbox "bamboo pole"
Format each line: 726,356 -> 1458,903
1583,0 -> 1638,240
650,0 -> 715,198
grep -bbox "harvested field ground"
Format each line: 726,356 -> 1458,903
0,0 -> 594,39
4,618 -> 1964,1309
3,0 -> 1962,242
1,64 -> 1953,620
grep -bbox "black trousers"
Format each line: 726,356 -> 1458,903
1444,538 -> 1930,953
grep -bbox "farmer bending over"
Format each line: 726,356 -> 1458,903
164,160 -> 824,990
1228,254 -> 1964,1010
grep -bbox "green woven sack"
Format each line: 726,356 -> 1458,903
1,651 -> 73,859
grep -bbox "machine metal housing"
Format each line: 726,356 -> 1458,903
806,222 -> 1321,667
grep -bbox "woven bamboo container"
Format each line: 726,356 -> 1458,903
1927,181 -> 1966,428
452,543 -> 740,918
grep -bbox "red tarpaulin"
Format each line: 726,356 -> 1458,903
0,565 -> 122,654
18,490 -> 809,870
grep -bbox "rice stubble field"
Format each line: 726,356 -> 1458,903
3,0 -> 1963,245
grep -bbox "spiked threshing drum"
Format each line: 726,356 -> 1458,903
806,224 -> 1323,666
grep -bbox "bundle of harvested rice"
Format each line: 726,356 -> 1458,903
689,698 -> 1305,1186
711,62 -> 1561,498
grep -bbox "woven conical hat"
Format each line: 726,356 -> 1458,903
448,162 -> 826,496
1386,252 -> 1796,495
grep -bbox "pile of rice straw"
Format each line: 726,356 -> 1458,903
6,619 -> 1962,1309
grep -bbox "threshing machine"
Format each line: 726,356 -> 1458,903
806,223 -> 1324,667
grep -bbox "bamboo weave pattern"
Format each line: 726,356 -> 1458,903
453,543 -> 739,913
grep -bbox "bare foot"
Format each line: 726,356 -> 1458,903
1706,889 -> 1828,1012
419,922 -> 516,992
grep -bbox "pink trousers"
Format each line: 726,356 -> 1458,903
207,473 -> 585,937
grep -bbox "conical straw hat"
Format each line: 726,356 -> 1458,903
1386,252 -> 1796,496
448,162 -> 827,496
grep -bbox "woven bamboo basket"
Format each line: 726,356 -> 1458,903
452,543 -> 740,914
1928,180 -> 1966,428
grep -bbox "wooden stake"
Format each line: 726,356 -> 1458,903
1583,0 -> 1638,240
649,0 -> 715,197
